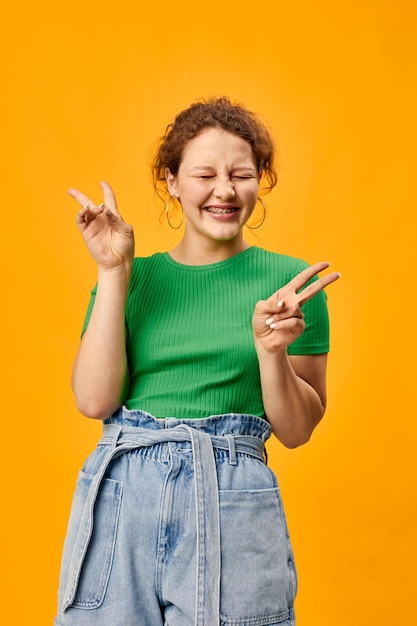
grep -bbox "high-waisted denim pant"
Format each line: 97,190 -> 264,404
55,408 -> 297,625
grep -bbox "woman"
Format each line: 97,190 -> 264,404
55,97 -> 339,626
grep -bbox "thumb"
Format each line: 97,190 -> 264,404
101,204 -> 123,224
102,204 -> 134,237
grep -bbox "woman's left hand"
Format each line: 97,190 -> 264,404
252,262 -> 340,353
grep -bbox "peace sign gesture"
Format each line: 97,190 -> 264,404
252,262 -> 340,352
68,181 -> 134,270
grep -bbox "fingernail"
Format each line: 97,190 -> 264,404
270,323 -> 278,329
98,203 -> 106,208
265,317 -> 275,325
277,300 -> 284,308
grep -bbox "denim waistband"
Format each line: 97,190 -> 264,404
104,406 -> 272,439
62,408 -> 271,625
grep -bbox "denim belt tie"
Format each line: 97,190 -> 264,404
62,423 -> 266,625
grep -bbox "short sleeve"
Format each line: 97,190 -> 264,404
288,289 -> 330,354
80,284 -> 97,337
287,259 -> 330,355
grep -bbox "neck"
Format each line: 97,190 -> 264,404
169,234 -> 250,266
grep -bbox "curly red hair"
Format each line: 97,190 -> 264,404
152,97 -> 278,200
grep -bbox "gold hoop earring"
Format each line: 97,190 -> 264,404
246,197 -> 267,230
165,196 -> 184,230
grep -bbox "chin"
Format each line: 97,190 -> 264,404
209,228 -> 241,242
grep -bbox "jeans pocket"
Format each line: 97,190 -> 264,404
219,487 -> 297,626
58,470 -> 123,611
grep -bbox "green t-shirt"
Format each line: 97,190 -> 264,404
82,247 -> 329,419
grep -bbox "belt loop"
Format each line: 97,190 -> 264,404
226,434 -> 237,466
102,423 -> 123,450
111,426 -> 122,450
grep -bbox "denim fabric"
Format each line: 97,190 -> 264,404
55,408 -> 297,625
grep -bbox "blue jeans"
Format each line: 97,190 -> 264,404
55,408 -> 297,625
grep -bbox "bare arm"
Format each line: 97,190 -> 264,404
69,182 -> 134,420
252,263 -> 340,448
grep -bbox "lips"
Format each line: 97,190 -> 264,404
204,206 -> 238,215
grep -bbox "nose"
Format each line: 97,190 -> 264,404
213,177 -> 236,199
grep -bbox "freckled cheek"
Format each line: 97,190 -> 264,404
178,183 -> 210,206
244,190 -> 259,211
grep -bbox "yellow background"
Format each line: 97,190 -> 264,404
1,1 -> 415,623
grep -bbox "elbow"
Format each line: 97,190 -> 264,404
74,394 -> 122,421
279,431 -> 313,449
271,409 -> 325,449
71,371 -> 128,421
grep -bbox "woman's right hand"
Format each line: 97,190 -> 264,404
68,180 -> 134,270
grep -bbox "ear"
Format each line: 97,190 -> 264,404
165,168 -> 179,198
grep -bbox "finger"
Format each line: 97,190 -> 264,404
265,310 -> 303,328
67,187 -> 95,208
76,203 -> 106,225
268,316 -> 306,333
286,262 -> 331,293
100,181 -> 119,214
296,271 -> 341,306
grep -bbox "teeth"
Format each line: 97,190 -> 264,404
206,207 -> 236,214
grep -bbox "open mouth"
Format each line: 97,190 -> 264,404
203,206 -> 239,215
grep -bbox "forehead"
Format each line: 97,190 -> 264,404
180,127 -> 257,169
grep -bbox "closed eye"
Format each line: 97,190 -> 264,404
194,174 -> 256,181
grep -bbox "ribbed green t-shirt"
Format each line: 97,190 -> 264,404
82,247 -> 329,419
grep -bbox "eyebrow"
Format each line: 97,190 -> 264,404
189,165 -> 257,173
